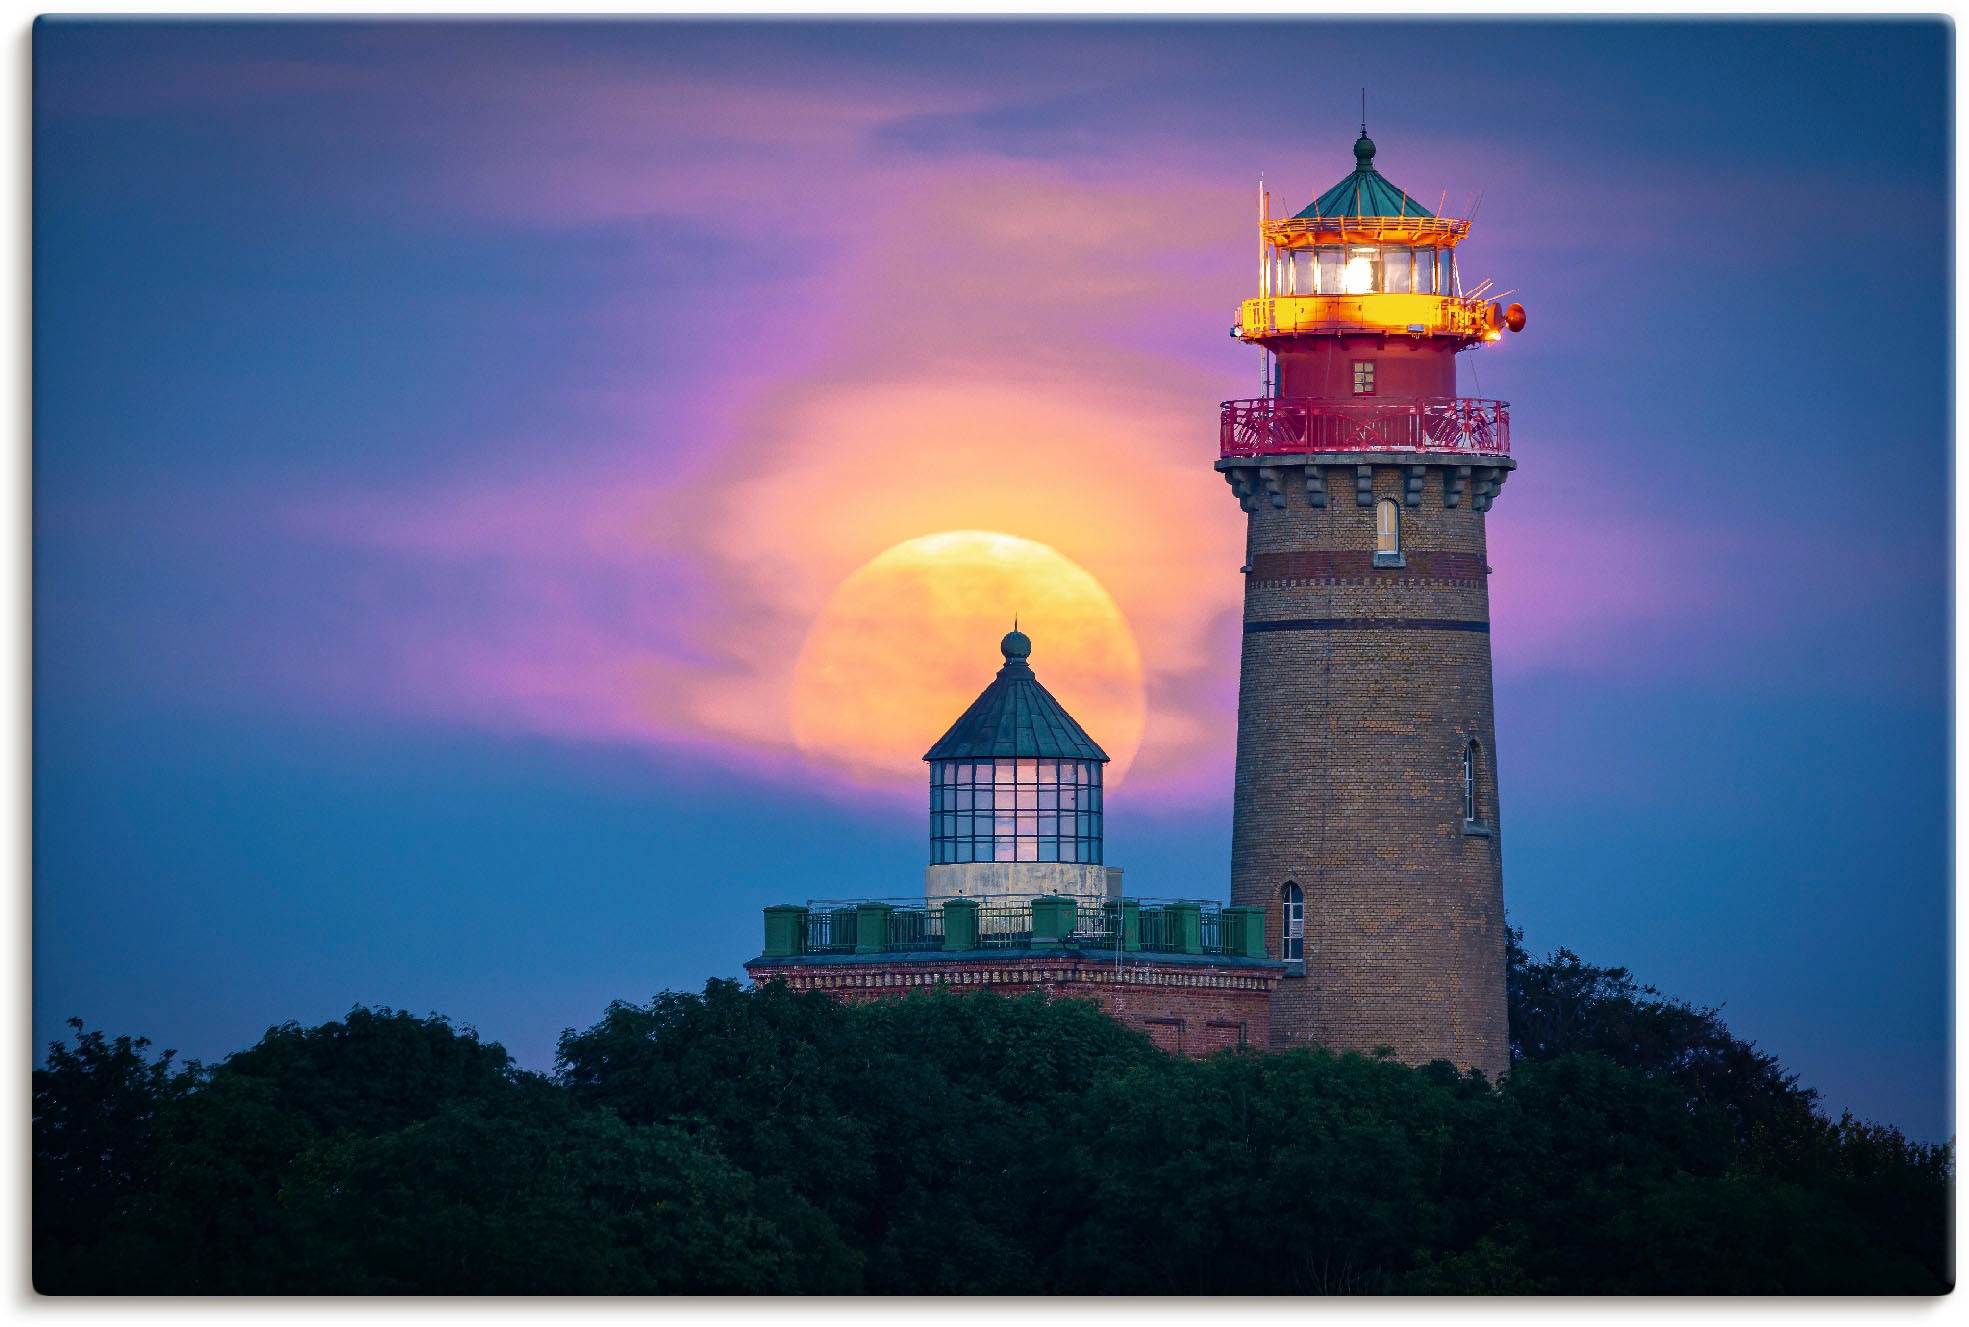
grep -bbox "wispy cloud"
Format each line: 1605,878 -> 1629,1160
42,34 -> 1939,806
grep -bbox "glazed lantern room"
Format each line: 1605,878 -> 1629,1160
1280,244 -> 1458,297
1221,128 -> 1525,462
1233,132 -> 1527,347
929,757 -> 1104,865
923,630 -> 1110,867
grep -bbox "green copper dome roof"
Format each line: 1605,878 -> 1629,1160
922,631 -> 1110,763
1293,135 -> 1436,221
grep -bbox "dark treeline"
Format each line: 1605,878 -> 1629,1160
35,933 -> 1952,1294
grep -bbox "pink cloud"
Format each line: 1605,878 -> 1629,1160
1488,494 -> 1715,676
279,139 -> 1772,807
270,138 -> 1261,801
114,53 -> 1880,804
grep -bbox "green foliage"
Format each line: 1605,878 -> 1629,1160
34,952 -> 1954,1295
91,1006 -> 526,1292
33,1019 -> 199,1291
1507,928 -> 1823,1157
555,980 -> 1162,1292
275,1084 -> 814,1293
1506,933 -> 1953,1292
1052,1049 -> 1473,1293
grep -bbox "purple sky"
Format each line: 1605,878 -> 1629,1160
34,20 -> 1951,1138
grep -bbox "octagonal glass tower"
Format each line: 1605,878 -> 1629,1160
922,630 -> 1113,903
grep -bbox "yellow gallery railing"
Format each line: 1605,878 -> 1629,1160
1237,294 -> 1501,341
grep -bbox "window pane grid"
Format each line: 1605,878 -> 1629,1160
928,758 -> 1104,865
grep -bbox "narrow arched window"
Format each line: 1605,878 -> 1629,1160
1376,498 -> 1400,554
1463,740 -> 1479,823
1280,882 -> 1304,962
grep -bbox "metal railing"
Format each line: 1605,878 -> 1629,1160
1260,215 -> 1471,245
1236,294 -> 1498,342
1197,906 -> 1223,954
788,897 -> 1240,956
887,907 -> 945,952
1136,906 -> 1178,952
805,908 -> 860,954
1220,396 -> 1509,459
975,903 -> 1034,948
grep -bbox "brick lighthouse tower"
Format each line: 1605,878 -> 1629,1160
1216,128 -> 1525,1079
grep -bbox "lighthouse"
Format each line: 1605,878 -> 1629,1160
1216,129 -> 1524,1079
921,629 -> 1120,908
748,629 -> 1284,1053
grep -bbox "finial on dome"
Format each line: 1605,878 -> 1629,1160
1001,625 -> 1032,662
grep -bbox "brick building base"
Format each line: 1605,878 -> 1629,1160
745,948 -> 1287,1058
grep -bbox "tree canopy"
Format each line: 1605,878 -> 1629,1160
33,943 -> 1953,1295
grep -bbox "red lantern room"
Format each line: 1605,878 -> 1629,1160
1225,130 -> 1524,470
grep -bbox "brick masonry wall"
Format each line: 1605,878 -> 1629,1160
744,954 -> 1281,1058
1229,460 -> 1509,1081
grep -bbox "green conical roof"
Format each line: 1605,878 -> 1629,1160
922,631 -> 1110,763
1294,135 -> 1435,221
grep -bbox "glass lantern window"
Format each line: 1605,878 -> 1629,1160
1382,248 -> 1412,293
1315,247 -> 1343,294
1414,247 -> 1437,294
929,758 -> 1103,867
1282,250 -> 1303,295
1342,247 -> 1377,294
1280,246 -> 1459,297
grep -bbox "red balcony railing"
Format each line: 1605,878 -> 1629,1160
1220,396 -> 1510,459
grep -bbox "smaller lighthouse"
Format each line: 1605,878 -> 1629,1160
746,627 -> 1284,1055
922,630 -> 1120,908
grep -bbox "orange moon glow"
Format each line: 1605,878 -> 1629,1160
790,531 -> 1146,788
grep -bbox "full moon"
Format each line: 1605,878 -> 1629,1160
790,531 -> 1146,788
